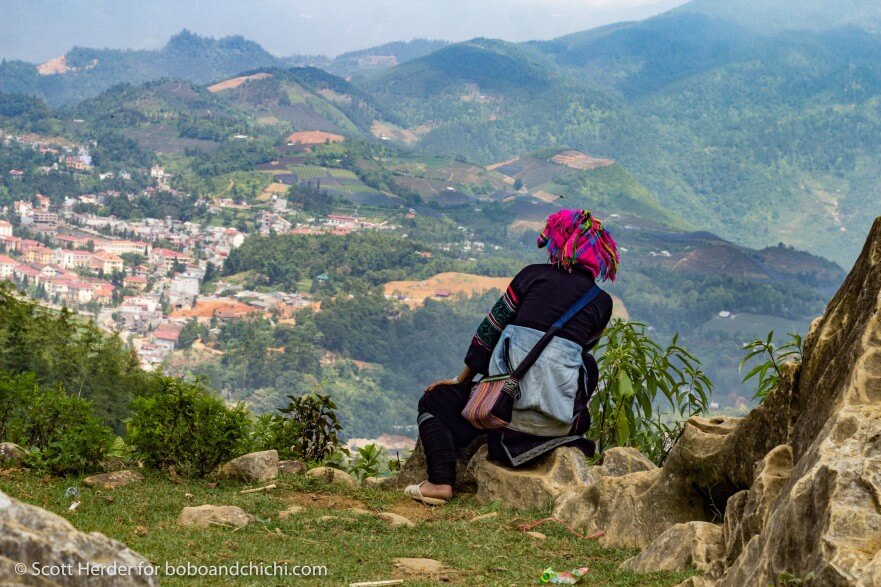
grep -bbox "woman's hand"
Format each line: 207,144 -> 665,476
425,365 -> 475,392
426,378 -> 459,392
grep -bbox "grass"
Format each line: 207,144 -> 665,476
0,469 -> 695,586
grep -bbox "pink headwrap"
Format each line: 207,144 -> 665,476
537,209 -> 620,282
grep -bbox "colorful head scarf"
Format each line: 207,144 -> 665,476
537,209 -> 620,282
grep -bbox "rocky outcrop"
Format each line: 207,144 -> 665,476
83,470 -> 144,489
467,445 -> 598,507
467,445 -> 655,509
621,521 -> 723,573
708,217 -> 881,585
213,450 -> 278,483
553,416 -> 738,547
0,489 -> 156,586
567,218 -> 881,585
177,505 -> 253,528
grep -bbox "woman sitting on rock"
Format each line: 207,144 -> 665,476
407,209 -> 618,505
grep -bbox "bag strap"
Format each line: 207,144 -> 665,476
511,284 -> 602,380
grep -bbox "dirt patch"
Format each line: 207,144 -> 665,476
371,121 -> 419,144
285,131 -> 345,145
532,190 -> 562,203
169,299 -> 261,321
550,149 -> 615,171
383,273 -> 510,308
283,492 -> 366,510
208,73 -> 273,93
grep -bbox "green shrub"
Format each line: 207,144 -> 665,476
249,412 -> 304,460
126,377 -> 251,477
251,394 -> 342,462
594,320 -> 712,464
0,372 -> 113,476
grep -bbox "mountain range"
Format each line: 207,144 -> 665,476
3,0 -> 881,265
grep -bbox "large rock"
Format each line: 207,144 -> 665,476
707,217 -> 881,585
467,445 -> 602,508
177,505 -> 253,528
621,521 -> 723,573
0,489 -> 156,586
213,450 -> 278,483
578,218 -> 881,584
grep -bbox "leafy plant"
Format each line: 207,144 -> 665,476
349,443 -> 383,481
126,377 -> 251,477
277,393 -> 342,462
249,412 -> 305,460
593,320 -> 712,463
11,377 -> 114,476
739,331 -> 803,401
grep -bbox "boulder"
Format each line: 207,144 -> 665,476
305,466 -> 359,488
277,459 -> 305,475
177,505 -> 253,528
621,521 -> 723,573
467,445 -> 601,508
0,488 -> 156,586
213,450 -> 278,483
0,442 -> 27,466
83,470 -> 144,489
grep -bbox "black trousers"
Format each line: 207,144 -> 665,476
417,382 -> 482,486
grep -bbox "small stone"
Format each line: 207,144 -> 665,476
363,476 -> 385,488
348,507 -> 372,515
185,493 -> 194,499
278,459 -> 306,475
278,505 -> 304,519
0,442 -> 27,466
526,531 -> 547,540
469,512 -> 499,523
317,515 -> 339,522
82,470 -> 144,489
178,505 -> 253,528
305,466 -> 359,487
392,557 -> 449,577
377,512 -> 415,528
213,450 -> 278,483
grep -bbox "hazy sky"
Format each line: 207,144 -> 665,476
0,0 -> 689,62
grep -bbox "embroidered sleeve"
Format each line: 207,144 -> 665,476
465,285 -> 520,374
